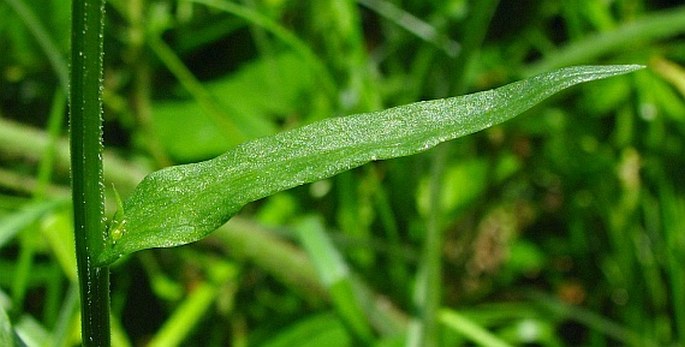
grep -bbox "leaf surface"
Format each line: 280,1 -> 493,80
98,65 -> 642,264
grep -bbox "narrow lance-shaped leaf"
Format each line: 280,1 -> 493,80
98,65 -> 643,265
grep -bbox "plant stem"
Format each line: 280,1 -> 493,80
70,0 -> 110,345
408,1 -> 500,346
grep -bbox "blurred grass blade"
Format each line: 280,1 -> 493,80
148,35 -> 273,145
0,199 -> 65,249
0,304 -> 18,347
439,309 -> 512,347
357,0 -> 460,56
215,217 -> 409,335
147,261 -> 236,346
529,292 -> 650,346
651,57 -> 685,97
98,64 -> 643,265
5,0 -> 69,91
261,313 -> 351,347
657,180 -> 685,342
524,6 -> 685,76
295,216 -> 374,342
147,282 -> 218,347
15,314 -> 52,347
185,0 -> 336,97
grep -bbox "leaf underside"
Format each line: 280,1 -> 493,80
98,65 -> 643,265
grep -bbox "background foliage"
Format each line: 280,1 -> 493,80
1,0 -> 684,346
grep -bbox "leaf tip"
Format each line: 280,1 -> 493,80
618,64 -> 647,73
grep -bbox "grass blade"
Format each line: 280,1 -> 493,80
523,6 -> 685,76
185,0 -> 336,98
0,304 -> 18,347
0,199 -> 64,249
295,216 -> 374,342
98,64 -> 643,264
5,0 -> 69,91
357,0 -> 459,56
439,309 -> 512,347
147,282 -> 218,347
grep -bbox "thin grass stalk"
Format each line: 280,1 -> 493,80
69,0 -> 110,344
658,179 -> 685,343
409,1 -> 500,346
12,90 -> 67,312
126,0 -> 171,167
5,0 -> 69,91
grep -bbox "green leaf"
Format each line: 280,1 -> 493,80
98,65 -> 643,265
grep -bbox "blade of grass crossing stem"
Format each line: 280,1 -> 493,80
439,309 -> 513,347
69,0 -> 110,344
295,216 -> 374,342
98,65 -> 643,265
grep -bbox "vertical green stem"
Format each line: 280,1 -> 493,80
127,0 -> 171,167
448,0 -> 501,97
408,1 -> 500,346
70,0 -> 111,345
